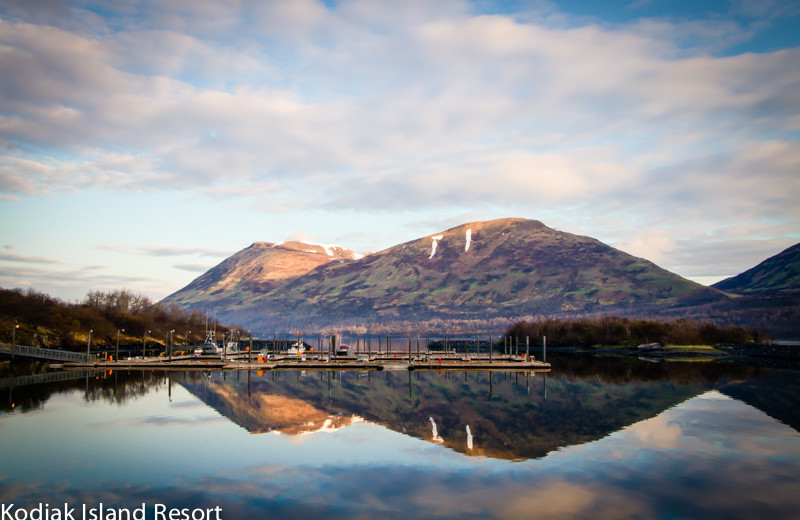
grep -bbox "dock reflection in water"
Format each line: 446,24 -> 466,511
1,356 -> 799,519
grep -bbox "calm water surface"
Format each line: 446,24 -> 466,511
1,355 -> 799,519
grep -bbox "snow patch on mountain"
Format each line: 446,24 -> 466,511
299,241 -> 336,256
465,229 -> 472,252
429,235 -> 444,259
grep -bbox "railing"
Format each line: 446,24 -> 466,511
0,343 -> 92,363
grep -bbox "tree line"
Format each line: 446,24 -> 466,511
505,315 -> 768,347
0,287 -> 243,351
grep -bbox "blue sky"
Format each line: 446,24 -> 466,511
1,0 -> 799,302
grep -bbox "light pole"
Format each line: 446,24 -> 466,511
143,330 -> 150,359
185,330 -> 191,347
116,329 -> 124,362
11,323 -> 19,363
169,329 -> 175,360
86,329 -> 93,358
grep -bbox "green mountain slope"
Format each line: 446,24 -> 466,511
712,242 -> 800,294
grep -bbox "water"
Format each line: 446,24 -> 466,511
1,355 -> 799,519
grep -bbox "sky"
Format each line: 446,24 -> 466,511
1,0 -> 799,302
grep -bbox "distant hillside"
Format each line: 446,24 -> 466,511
713,243 -> 800,294
165,218 -> 724,331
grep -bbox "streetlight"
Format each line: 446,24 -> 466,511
11,323 -> 19,363
116,329 -> 124,362
86,329 -> 93,358
185,330 -> 191,347
143,330 -> 150,359
169,329 -> 175,360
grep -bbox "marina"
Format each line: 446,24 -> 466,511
2,334 -> 552,371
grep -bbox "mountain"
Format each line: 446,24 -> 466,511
164,218 -> 722,331
165,240 -> 362,309
712,242 -> 800,294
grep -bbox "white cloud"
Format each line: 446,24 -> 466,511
0,252 -> 62,264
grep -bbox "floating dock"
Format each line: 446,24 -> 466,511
65,353 -> 550,372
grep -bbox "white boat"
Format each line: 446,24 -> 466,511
199,330 -> 221,354
287,342 -> 306,355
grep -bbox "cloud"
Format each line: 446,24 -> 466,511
140,246 -> 232,257
174,263 -> 214,273
2,5 -> 797,199
0,264 -> 152,285
0,263 -> 161,301
97,245 -> 232,258
0,252 -> 62,264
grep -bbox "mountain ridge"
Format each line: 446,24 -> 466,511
712,242 -> 800,294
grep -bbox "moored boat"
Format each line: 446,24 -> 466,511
287,342 -> 306,355
199,330 -> 221,354
637,342 -> 662,351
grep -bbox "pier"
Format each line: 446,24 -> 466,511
63,352 -> 550,371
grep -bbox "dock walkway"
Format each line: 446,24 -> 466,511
65,353 -> 550,371
0,342 -> 92,363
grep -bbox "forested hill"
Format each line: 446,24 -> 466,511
0,288 -> 241,351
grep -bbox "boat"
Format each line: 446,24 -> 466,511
335,344 -> 351,356
199,330 -> 221,355
637,342 -> 662,351
287,342 -> 306,355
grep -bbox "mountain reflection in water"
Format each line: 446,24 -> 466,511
1,355 -> 799,519
172,355 -> 797,461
